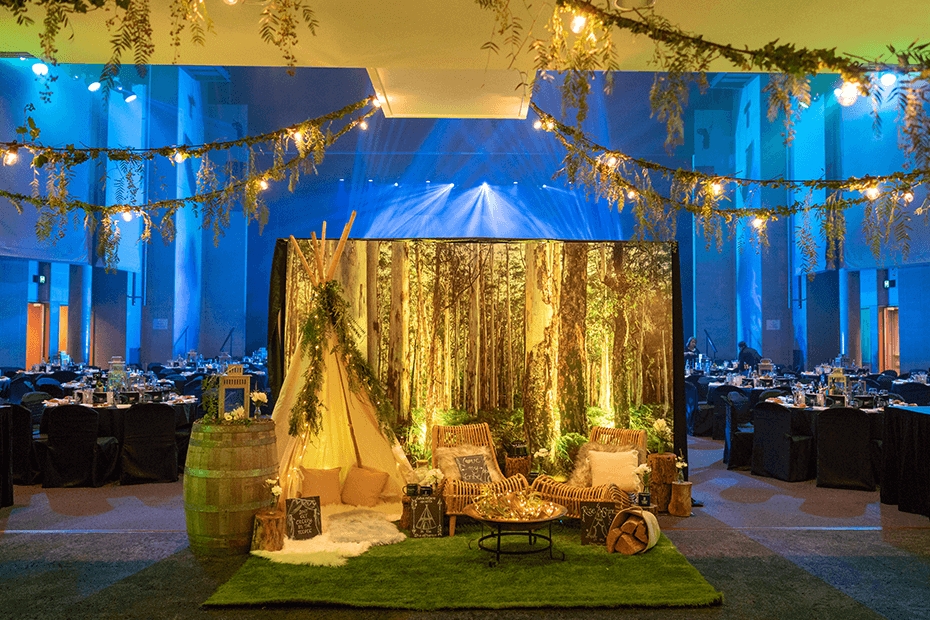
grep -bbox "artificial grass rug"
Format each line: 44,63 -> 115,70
204,529 -> 723,609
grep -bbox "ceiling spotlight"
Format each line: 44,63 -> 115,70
880,72 -> 897,87
394,182 -> 398,187
87,81 -> 101,92
32,62 -> 49,76
121,211 -> 133,222
122,89 -> 137,103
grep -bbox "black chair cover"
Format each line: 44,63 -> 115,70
713,385 -> 746,440
163,374 -> 186,393
751,402 -> 813,482
50,370 -> 79,383
0,407 -> 13,507
725,392 -> 753,470
21,391 -> 51,428
41,405 -> 119,488
34,378 -> 64,399
893,382 -> 930,406
119,403 -> 179,484
816,407 -> 876,491
8,378 -> 34,405
684,381 -> 698,436
9,404 -> 41,485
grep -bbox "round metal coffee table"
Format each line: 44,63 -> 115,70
462,503 -> 568,566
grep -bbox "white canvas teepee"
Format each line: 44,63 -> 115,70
272,213 -> 410,503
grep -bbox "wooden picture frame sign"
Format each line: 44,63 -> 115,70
285,497 -> 322,540
580,501 -> 619,545
410,496 -> 444,538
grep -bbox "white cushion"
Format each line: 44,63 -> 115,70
588,450 -> 640,492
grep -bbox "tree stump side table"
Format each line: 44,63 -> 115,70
647,453 -> 678,512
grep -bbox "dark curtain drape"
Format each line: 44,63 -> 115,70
671,242 -> 688,478
1,407 -> 13,507
268,239 -> 290,401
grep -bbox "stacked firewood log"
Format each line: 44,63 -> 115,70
606,512 -> 650,555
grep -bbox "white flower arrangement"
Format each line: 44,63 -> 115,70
652,418 -> 673,453
419,468 -> 445,487
633,463 -> 652,493
251,391 -> 268,405
224,405 -> 245,421
265,478 -> 282,506
533,447 -> 550,474
676,454 -> 688,482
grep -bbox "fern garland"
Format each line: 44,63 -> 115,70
290,279 -> 395,439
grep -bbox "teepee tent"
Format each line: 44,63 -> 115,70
272,213 -> 410,504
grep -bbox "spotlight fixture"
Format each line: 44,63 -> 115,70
32,62 -> 48,76
122,89 -> 137,103
87,81 -> 101,92
122,211 -> 133,222
880,72 -> 897,87
393,182 -> 398,187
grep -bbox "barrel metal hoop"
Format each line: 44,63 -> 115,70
184,466 -> 278,478
188,435 -> 276,449
184,500 -> 269,512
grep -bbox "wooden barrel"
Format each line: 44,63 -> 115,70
183,420 -> 277,556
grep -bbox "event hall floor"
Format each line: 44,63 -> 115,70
2,435 -> 928,620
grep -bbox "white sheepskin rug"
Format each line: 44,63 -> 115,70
252,505 -> 405,566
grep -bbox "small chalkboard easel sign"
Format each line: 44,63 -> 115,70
580,501 -> 618,545
410,496 -> 444,538
285,497 -> 322,540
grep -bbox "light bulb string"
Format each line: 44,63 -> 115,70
531,102 -> 929,207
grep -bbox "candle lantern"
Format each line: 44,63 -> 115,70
828,367 -> 847,395
220,364 -> 251,418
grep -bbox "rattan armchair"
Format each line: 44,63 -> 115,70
529,426 -> 648,519
431,423 -> 528,536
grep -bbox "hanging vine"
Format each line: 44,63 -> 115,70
1,97 -> 379,268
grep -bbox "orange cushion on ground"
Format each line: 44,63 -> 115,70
341,465 -> 389,507
299,467 -> 342,505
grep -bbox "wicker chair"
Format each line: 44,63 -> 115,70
431,423 -> 528,536
529,426 -> 647,519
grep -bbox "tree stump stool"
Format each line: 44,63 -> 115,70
647,453 -> 677,512
400,495 -> 412,530
668,481 -> 692,517
251,508 -> 285,552
505,456 -> 531,479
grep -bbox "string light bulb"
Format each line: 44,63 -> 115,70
834,81 -> 860,107
373,97 -> 383,108
570,14 -> 587,34
359,120 -> 368,130
880,72 -> 897,87
607,156 -> 617,167
627,189 -> 637,199
3,151 -> 18,166
710,181 -> 723,196
903,191 -> 914,203
32,62 -> 48,76
751,217 -> 764,229
173,152 -> 185,163
533,120 -> 543,130
864,186 -> 880,200
259,179 -> 269,190
293,131 -> 303,142
544,120 -> 555,131
122,211 -> 133,222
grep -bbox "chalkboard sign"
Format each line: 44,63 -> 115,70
455,454 -> 491,484
285,497 -> 322,540
410,496 -> 444,538
580,501 -> 618,545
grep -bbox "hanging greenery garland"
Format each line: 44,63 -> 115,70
291,279 -> 395,439
1,97 -> 378,268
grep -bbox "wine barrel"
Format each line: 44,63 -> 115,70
183,419 -> 277,556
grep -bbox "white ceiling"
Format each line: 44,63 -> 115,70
1,0 -> 926,118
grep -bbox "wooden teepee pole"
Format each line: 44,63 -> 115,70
288,236 -> 317,286
325,211 -> 357,281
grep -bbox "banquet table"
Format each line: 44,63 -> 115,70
42,398 -> 198,443
880,406 -> 930,518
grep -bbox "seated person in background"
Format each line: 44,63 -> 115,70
737,341 -> 762,372
685,336 -> 701,361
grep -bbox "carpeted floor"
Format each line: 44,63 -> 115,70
2,435 -> 928,619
